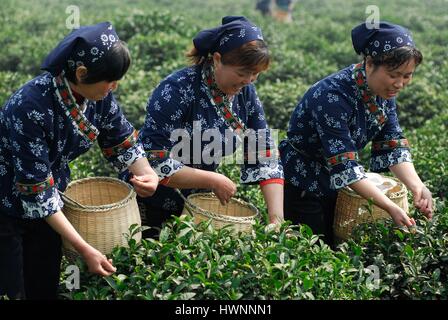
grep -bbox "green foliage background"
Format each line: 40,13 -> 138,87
1,0 -> 447,300
2,0 -> 445,197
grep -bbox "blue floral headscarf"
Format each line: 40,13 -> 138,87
193,16 -> 264,56
351,21 -> 415,57
41,21 -> 119,76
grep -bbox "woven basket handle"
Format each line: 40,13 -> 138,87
59,190 -> 88,209
174,189 -> 256,224
174,188 -> 196,216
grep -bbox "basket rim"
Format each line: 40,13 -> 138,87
340,175 -> 407,199
62,176 -> 136,212
185,192 -> 259,224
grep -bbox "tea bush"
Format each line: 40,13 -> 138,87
59,217 -> 378,300
1,0 -> 447,300
257,79 -> 309,130
114,67 -> 163,128
127,32 -> 190,72
60,200 -> 448,300
114,11 -> 198,43
342,202 -> 448,299
407,113 -> 448,199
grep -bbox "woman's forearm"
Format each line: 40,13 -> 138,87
390,161 -> 433,218
46,210 -> 117,275
45,210 -> 89,254
349,178 -> 397,212
128,157 -> 157,177
349,177 -> 416,226
389,161 -> 424,193
163,167 -> 237,205
164,166 -> 217,189
260,183 -> 284,223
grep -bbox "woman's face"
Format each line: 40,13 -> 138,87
212,52 -> 263,96
70,66 -> 119,101
75,80 -> 118,101
365,57 -> 416,99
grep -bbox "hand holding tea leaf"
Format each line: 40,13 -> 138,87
82,247 -> 117,277
128,157 -> 159,197
412,184 -> 433,219
210,173 -> 237,205
130,173 -> 158,197
389,206 -> 416,228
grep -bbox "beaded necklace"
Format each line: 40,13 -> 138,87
53,74 -> 99,142
201,58 -> 247,136
353,62 -> 388,128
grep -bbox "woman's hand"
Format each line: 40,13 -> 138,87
269,215 -> 284,225
128,157 -> 159,197
388,205 -> 416,228
81,246 -> 116,277
130,173 -> 158,197
389,163 -> 433,219
411,184 -> 433,219
265,216 -> 283,232
45,211 -> 115,276
210,173 -> 237,205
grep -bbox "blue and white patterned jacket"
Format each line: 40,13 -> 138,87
279,63 -> 411,198
0,73 -> 145,219
133,64 -> 283,213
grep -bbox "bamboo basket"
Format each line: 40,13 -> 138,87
180,192 -> 258,233
333,176 -> 408,242
61,177 -> 141,257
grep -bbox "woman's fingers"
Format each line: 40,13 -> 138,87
215,189 -> 233,205
421,199 -> 428,210
130,177 -> 157,197
102,258 -> 116,273
396,213 -> 415,228
95,257 -> 116,276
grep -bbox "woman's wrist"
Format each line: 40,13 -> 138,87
207,172 -> 220,190
386,202 -> 404,217
72,238 -> 92,257
407,181 -> 425,194
269,214 -> 284,224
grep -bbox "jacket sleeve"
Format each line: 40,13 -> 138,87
138,79 -> 193,179
4,94 -> 62,219
96,94 -> 145,173
370,99 -> 412,172
312,91 -> 367,190
239,85 -> 284,185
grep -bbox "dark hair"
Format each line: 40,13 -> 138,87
65,40 -> 131,84
367,46 -> 423,71
186,40 -> 270,72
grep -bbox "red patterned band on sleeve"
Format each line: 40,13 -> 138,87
327,152 -> 358,166
16,176 -> 55,194
146,150 -> 170,160
259,178 -> 285,187
372,139 -> 409,151
102,130 -> 139,158
159,177 -> 171,186
244,149 -> 274,161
